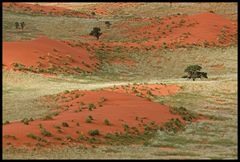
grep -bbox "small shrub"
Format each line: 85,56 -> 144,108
3,135 -> 17,140
62,122 -> 69,127
122,124 -> 129,132
163,118 -> 185,133
66,135 -> 73,141
39,125 -> 52,137
88,129 -> 100,136
42,115 -> 53,120
4,121 -> 10,125
21,118 -> 30,125
85,117 -> 92,123
104,119 -> 110,126
170,106 -> 198,122
53,125 -> 61,129
146,90 -> 154,96
88,103 -> 96,110
64,90 -> 70,94
88,115 -> 93,120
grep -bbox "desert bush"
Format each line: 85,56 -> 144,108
39,124 -> 52,137
162,118 -> 185,133
3,120 -> 10,125
85,116 -> 93,123
27,133 -> 47,142
64,90 -> 70,94
88,129 -> 100,136
104,119 -> 111,125
88,103 -> 96,111
170,106 -> 198,122
62,122 -> 69,127
105,21 -> 112,28
21,118 -> 30,125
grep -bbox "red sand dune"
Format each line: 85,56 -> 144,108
80,13 -> 237,51
3,85 -> 183,148
3,37 -> 99,73
103,84 -> 181,97
3,2 -> 92,18
84,3 -> 142,16
122,13 -> 237,48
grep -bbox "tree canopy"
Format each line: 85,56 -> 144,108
89,27 -> 102,40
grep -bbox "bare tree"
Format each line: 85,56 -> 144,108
15,22 -> 19,29
20,22 -> 25,30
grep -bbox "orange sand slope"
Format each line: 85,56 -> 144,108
2,2 -> 92,18
3,37 -> 99,73
3,85 -> 184,148
119,13 -> 237,48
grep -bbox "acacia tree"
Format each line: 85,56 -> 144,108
89,27 -> 102,40
183,65 -> 207,81
15,22 -> 19,29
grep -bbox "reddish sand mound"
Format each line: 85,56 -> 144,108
123,13 -> 237,48
85,3 -> 142,16
103,83 -> 181,97
3,86 -> 183,148
3,2 -> 92,18
3,37 -> 99,74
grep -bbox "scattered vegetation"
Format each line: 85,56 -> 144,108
85,116 -> 93,123
170,106 -> 198,122
104,119 -> 111,126
26,133 -> 47,143
21,118 -> 33,125
88,129 -> 100,136
62,122 -> 69,127
88,103 -> 96,111
39,124 -> 52,137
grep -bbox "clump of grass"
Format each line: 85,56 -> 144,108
53,125 -> 61,129
162,118 -> 185,133
64,90 -> 70,94
3,120 -> 10,125
85,116 -> 93,123
170,106 -> 198,122
88,129 -> 100,136
104,119 -> 111,126
135,93 -> 143,97
162,42 -> 168,49
21,118 -> 32,125
88,103 -> 96,111
3,135 -> 17,140
39,124 -> 52,137
42,114 -> 53,120
66,135 -> 74,141
54,137 -> 62,141
146,90 -> 154,96
77,134 -> 86,141
62,122 -> 69,127
122,123 -> 129,132
76,122 -> 80,126
131,87 -> 138,93
27,133 -> 41,141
